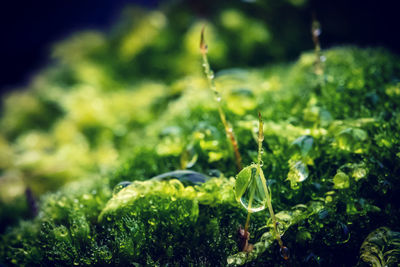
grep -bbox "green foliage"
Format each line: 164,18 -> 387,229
0,1 -> 313,213
1,177 -> 256,266
1,18 -> 400,265
235,166 -> 254,203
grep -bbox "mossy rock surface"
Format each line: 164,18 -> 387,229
1,45 -> 400,266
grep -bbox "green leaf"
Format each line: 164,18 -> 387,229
235,165 -> 254,202
333,171 -> 350,189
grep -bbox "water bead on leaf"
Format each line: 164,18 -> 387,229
150,170 -> 210,185
180,145 -> 198,169
239,166 -> 268,212
313,28 -> 321,37
333,171 -> 350,189
286,160 -> 309,189
335,128 -> 368,153
235,166 -> 252,202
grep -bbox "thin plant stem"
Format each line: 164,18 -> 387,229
200,26 -> 242,172
312,13 -> 323,76
244,183 -> 255,232
257,112 -> 284,248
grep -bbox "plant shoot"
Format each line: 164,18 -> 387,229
200,26 -> 242,171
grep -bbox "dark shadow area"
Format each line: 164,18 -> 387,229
0,0 -> 399,93
0,0 -> 159,95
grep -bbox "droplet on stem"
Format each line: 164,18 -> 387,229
280,246 -> 290,260
239,166 -> 267,213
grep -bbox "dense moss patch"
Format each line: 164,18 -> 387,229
1,45 -> 400,266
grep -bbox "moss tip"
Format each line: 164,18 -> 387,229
200,25 -> 208,54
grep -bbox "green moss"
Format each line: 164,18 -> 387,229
1,2 -> 400,262
1,45 -> 399,266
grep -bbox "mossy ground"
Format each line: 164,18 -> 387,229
1,44 -> 400,266
1,3 -> 400,266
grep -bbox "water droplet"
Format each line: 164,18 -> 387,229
240,166 -> 267,213
113,181 -> 132,195
181,146 -> 198,169
280,246 -> 290,260
287,160 -> 309,189
259,160 -> 264,167
313,28 -> 321,37
352,166 -> 367,181
151,170 -> 209,185
336,128 -> 367,153
333,171 -> 350,189
294,161 -> 308,182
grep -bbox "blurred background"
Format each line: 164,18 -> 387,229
1,0 -> 399,94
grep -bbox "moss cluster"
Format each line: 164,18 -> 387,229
0,2 -> 311,231
1,2 -> 400,266
1,45 -> 400,265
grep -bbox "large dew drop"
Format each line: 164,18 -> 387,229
239,167 -> 267,213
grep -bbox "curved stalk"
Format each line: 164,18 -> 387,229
200,27 -> 242,172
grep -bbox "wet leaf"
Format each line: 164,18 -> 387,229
333,171 -> 350,189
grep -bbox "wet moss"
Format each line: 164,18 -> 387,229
0,45 -> 400,266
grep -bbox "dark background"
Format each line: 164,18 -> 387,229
0,0 -> 159,95
0,0 -> 398,95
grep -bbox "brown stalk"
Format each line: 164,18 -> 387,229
200,26 -> 242,172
